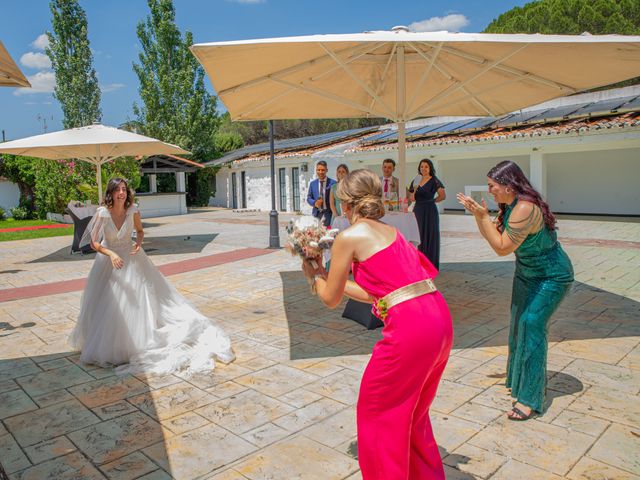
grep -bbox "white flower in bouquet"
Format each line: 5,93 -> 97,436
285,216 -> 339,267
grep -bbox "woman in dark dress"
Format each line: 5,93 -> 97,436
408,159 -> 446,269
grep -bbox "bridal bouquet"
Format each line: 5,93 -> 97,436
285,216 -> 339,267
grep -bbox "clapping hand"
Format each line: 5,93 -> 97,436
456,193 -> 489,218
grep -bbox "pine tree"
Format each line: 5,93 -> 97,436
46,0 -> 101,128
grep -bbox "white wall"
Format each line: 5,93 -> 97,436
0,179 -> 20,213
547,148 -> 640,215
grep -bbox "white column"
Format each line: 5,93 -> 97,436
149,174 -> 157,193
176,172 -> 186,193
530,151 -> 547,200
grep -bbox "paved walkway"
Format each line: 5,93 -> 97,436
0,208 -> 638,480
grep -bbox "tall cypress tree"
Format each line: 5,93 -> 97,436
132,0 -> 219,161
46,0 -> 101,128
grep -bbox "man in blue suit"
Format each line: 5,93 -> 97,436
306,160 -> 336,226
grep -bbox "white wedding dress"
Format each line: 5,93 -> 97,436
69,205 -> 234,376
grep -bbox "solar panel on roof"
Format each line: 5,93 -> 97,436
569,95 -> 638,116
525,102 -> 593,122
619,95 -> 640,111
454,117 -> 497,131
493,109 -> 551,127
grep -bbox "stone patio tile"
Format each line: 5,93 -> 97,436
143,423 -> 256,480
12,452 -> 105,480
133,373 -> 183,390
0,389 -> 37,420
136,470 -> 171,480
296,359 -> 344,377
240,422 -> 290,448
178,363 -> 254,390
22,436 -> 76,464
569,386 -> 640,427
551,409 -> 610,437
455,371 -> 503,389
31,388 -> 75,408
92,400 -> 139,421
468,384 -> 512,412
0,422 -> 6,436
490,459 -> 563,480
68,375 -> 150,408
443,444 -> 507,479
196,388 -> 294,434
431,380 -> 483,414
160,411 -> 210,435
567,457 -> 640,480
303,369 -> 361,405
68,411 -> 165,465
234,435 -> 358,480
431,412 -> 483,452
0,358 -> 41,382
128,381 -> 217,422
0,433 -> 31,474
16,364 -> 93,397
618,344 -> 640,371
203,469 -> 250,480
301,406 -> 356,448
273,397 -> 345,433
450,402 -> 503,426
552,337 -> 635,364
0,378 -> 19,394
278,387 -> 324,408
99,451 -> 160,480
468,416 -> 594,476
5,398 -> 100,447
234,364 -> 319,397
205,380 -> 248,399
561,358 -> 640,394
588,423 -> 640,475
37,357 -> 73,371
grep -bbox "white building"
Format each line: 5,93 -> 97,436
209,87 -> 640,217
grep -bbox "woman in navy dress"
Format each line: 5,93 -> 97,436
409,159 -> 446,269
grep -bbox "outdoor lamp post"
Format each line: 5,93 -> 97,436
268,120 -> 280,249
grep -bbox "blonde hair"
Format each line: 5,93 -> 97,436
336,169 -> 385,221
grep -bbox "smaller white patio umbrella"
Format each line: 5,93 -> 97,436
0,123 -> 189,202
0,41 -> 30,88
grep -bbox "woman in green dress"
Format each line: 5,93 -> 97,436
456,161 -> 573,421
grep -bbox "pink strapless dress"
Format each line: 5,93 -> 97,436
353,231 -> 453,480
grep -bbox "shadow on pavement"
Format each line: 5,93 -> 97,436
27,234 -> 218,263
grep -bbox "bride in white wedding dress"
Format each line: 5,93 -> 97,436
69,177 -> 234,376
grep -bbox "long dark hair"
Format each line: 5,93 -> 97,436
104,177 -> 134,209
487,161 -> 556,231
418,158 -> 436,176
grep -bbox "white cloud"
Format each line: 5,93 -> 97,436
13,71 -> 56,95
20,52 -> 52,69
101,83 -> 125,93
409,14 -> 469,33
31,33 -> 50,51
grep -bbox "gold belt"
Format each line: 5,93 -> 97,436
374,279 -> 437,320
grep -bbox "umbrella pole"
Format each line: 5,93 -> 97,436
397,121 -> 406,204
268,120 -> 280,249
96,163 -> 103,205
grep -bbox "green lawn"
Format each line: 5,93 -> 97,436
0,218 -> 73,241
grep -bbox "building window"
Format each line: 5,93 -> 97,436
291,167 -> 300,211
278,168 -> 287,211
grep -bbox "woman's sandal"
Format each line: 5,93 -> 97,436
507,405 -> 536,421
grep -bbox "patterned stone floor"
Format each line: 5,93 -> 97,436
0,208 -> 638,479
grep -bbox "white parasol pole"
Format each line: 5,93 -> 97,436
396,43 -> 407,202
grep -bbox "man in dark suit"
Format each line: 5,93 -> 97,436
306,160 -> 336,226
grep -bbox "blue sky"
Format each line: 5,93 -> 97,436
0,0 -> 529,140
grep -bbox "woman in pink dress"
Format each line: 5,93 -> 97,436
301,169 -> 453,479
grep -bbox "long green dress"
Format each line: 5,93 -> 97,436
504,199 -> 574,413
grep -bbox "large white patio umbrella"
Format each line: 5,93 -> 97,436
191,28 -> 640,194
0,41 -> 30,88
0,123 -> 189,203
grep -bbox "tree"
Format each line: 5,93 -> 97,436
46,0 -> 101,128
133,0 -> 220,205
484,0 -> 640,35
0,155 -> 37,215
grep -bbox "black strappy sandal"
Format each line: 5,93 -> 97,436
507,405 -> 536,421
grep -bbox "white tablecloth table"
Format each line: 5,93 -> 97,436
67,202 -> 97,220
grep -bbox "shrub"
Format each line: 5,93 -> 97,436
0,207 -> 6,220
10,206 -> 30,220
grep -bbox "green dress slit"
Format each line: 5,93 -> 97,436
504,200 -> 574,413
